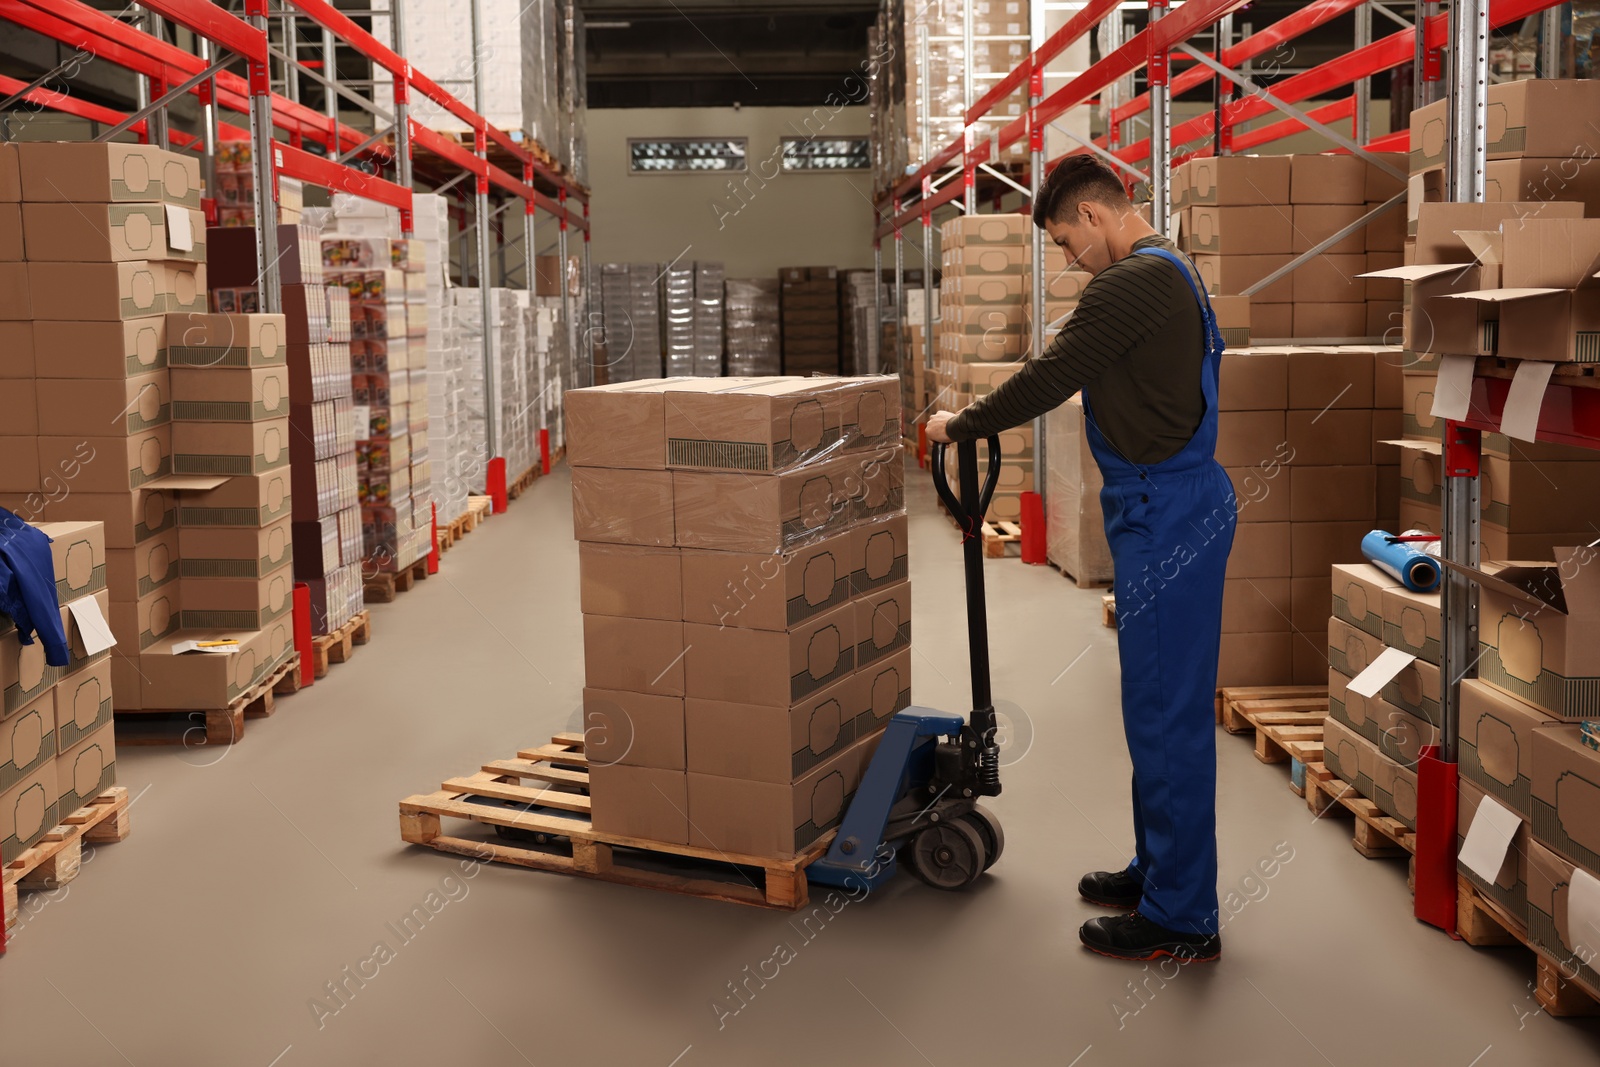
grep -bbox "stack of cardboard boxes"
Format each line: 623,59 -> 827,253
1,521 -> 117,865
724,278 -> 782,376
1212,344 -> 1404,687
1174,153 -> 1405,341
566,376 -> 906,858
779,266 -> 841,375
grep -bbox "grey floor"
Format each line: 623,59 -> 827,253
3,460 -> 1599,1067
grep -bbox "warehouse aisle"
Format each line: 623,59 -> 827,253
2,462 -> 1598,1067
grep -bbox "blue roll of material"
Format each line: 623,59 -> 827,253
1361,529 -> 1442,593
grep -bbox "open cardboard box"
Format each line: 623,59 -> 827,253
1443,219 -> 1600,362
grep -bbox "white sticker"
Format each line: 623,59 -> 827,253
67,596 -> 117,656
1431,354 -> 1476,422
354,405 -> 372,435
1459,793 -> 1521,884
1347,646 -> 1417,699
1501,360 -> 1554,443
1570,867 -> 1600,961
165,204 -> 194,252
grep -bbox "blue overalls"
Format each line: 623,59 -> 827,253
1082,246 -> 1235,937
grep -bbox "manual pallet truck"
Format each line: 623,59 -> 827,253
809,436 -> 1005,892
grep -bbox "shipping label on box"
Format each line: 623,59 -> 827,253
1525,842 -> 1600,996
1457,776 -> 1529,917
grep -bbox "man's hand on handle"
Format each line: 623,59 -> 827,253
926,409 -> 959,444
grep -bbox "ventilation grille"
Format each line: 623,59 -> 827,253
668,438 -> 769,471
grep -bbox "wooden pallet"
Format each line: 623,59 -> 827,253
311,609 -> 372,679
507,463 -> 540,500
363,557 -> 429,604
1457,876 -> 1600,1017
938,504 -> 1021,558
115,653 -> 301,746
1303,760 -> 1417,858
468,496 -> 493,525
1102,594 -> 1117,629
1049,559 -> 1112,589
1217,685 -> 1328,732
400,734 -> 830,910
3,786 -> 131,939
1231,699 -> 1328,765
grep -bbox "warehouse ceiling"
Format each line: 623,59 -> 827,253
579,2 -> 879,108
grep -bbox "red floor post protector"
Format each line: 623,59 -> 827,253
1414,744 -> 1458,934
293,582 -> 314,689
1020,490 -> 1046,564
916,422 -> 928,469
540,428 -> 551,475
487,457 -> 508,513
428,501 -> 440,574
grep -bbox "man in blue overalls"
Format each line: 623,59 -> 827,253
928,155 -> 1235,962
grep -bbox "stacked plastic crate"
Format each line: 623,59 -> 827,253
724,278 -> 782,376
692,262 -> 725,377
663,264 -> 696,377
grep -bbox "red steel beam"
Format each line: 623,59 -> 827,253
277,142 -> 411,212
133,0 -> 266,64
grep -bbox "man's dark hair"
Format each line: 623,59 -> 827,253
1031,154 -> 1131,229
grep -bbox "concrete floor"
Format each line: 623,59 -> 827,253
4,461 -> 1599,1067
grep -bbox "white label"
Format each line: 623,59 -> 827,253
67,596 -> 117,656
164,204 -> 194,252
1570,867 -> 1600,961
1501,359 -> 1554,443
1347,646 -> 1417,699
1431,354 -> 1475,422
1459,793 -> 1521,884
171,639 -> 239,655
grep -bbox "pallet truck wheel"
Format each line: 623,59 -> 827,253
907,820 -> 987,890
964,804 -> 1005,870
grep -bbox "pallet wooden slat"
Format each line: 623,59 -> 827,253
363,559 -> 429,604
1303,761 -> 1416,856
4,787 -> 131,932
312,609 -> 372,678
1457,876 -> 1600,1017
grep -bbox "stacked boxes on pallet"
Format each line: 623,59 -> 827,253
1173,153 -> 1405,341
724,278 -> 782,376
1211,344 -> 1403,687
780,266 -> 841,375
567,376 -> 906,858
414,195 -> 471,526
0,520 -> 116,864
840,269 -> 879,376
598,263 -> 662,383
395,237 -> 433,545
693,262 -> 725,377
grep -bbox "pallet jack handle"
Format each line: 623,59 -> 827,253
930,437 -> 1002,755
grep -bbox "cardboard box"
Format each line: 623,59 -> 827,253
855,580 -> 910,669
55,587 -> 111,675
1290,254 -> 1367,304
139,623 -> 293,710
1329,664 -> 1381,742
673,456 -> 857,554
1322,714 -> 1375,800
1370,738 -> 1421,829
55,719 -> 114,816
1291,521 -> 1368,579
107,588 -> 178,651
684,599 -> 854,706
167,313 -> 286,368
0,379 -> 36,436
1185,205 -> 1293,255
1226,464 -> 1291,523
0,322 -> 32,378
38,428 -> 169,492
1285,409 -> 1372,466
579,543 -> 682,622
1194,254 -> 1293,302
1290,154 -> 1368,205
21,202 -> 167,262
170,365 -> 290,422
1289,466 -> 1376,523
1177,155 -> 1292,207
582,689 -> 685,771
1250,302 -> 1292,340
1288,577 -> 1328,637
1459,678 -> 1558,818
1449,549 -> 1600,721
1214,410 -> 1285,468
172,418 -> 290,476
1217,632 -> 1293,688
1525,842 -> 1600,998
679,531 -> 854,631
0,143 -> 17,201
37,372 -> 170,435
1531,724 -> 1600,873
1382,652 -> 1441,726
178,518 -> 293,579
33,520 -> 107,603
0,759 -> 56,865
1221,577 -> 1292,634
1332,562 -> 1398,639
0,437 -> 40,492
26,260 -> 174,321
684,672 -> 857,783
180,563 -> 294,630
33,317 -> 166,379
53,656 -> 112,752
1219,349 -> 1288,411
40,488 -> 173,549
840,377 -> 901,453
1291,204 -> 1367,254
570,467 -> 675,546
665,379 -> 843,472
582,615 -> 685,697
1224,523 -> 1291,580
0,689 -> 55,794
586,763 -> 689,845
685,733 -> 869,859
175,470 -> 292,527
1293,303 -> 1366,340
1457,776 -> 1530,919
1381,585 -> 1441,665
852,514 -> 909,597
1413,79 -> 1600,172
17,142 -> 201,206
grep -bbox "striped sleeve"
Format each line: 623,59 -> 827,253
945,255 -> 1177,442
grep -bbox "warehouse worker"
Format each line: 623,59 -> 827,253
927,155 -> 1234,964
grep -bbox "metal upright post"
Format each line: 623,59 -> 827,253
198,38 -> 219,207
1540,6 -> 1563,79
284,13 -> 300,105
1028,60 -> 1045,496
1103,11 -> 1124,152
581,201 -> 592,389
142,9 -> 170,149
918,25 -> 930,167
871,237 -> 883,375
323,26 -> 337,123
1148,0 -> 1171,235
1353,3 -> 1371,146
470,0 -> 498,471
892,196 -> 905,379
390,0 -> 414,207
923,182 -> 934,375
247,1 -> 281,314
558,186 -> 572,386
1212,14 -> 1232,157
962,3 -> 976,215
1416,1 -> 1444,108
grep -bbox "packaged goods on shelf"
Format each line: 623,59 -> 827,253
566,376 -> 906,856
780,266 -> 841,375
724,278 -> 782,376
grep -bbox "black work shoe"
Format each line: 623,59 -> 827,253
1079,912 -> 1221,962
1078,868 -> 1144,909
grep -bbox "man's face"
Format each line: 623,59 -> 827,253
1044,202 -> 1112,276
